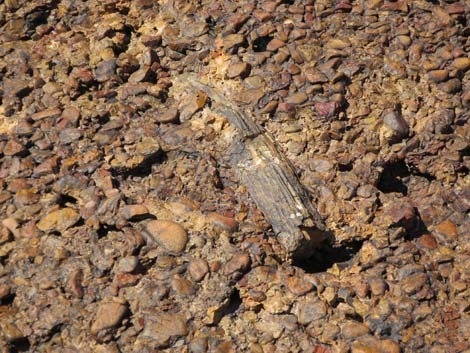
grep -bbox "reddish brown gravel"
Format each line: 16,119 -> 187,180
1,0 -> 470,352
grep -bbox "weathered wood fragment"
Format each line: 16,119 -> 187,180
173,74 -> 326,259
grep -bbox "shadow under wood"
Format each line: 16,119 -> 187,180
293,239 -> 364,274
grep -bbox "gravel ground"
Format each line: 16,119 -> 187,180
1,0 -> 470,352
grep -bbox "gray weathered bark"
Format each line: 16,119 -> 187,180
173,74 -> 326,259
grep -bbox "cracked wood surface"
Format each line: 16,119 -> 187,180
173,74 -> 326,259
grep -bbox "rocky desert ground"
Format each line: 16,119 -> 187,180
0,0 -> 470,352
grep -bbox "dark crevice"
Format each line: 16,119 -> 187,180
370,319 -> 393,336
224,288 -> 242,316
206,288 -> 243,326
72,218 -> 85,228
45,323 -> 64,342
97,224 -> 119,238
137,255 -> 157,275
405,210 -> 430,241
377,160 -> 409,195
117,25 -> 134,54
9,337 -> 31,353
111,150 -> 167,178
293,239 -> 364,274
331,297 -> 344,308
405,164 -> 436,182
26,8 -> 50,28
1,292 -> 15,305
338,162 -> 353,172
459,146 -> 470,157
95,111 -> 111,125
127,213 -> 156,222
118,6 -> 130,15
58,194 -> 78,207
75,79 -> 101,96
252,36 -> 273,52
346,313 -> 364,322
18,0 -> 60,40
456,15 -> 466,26
206,16 -> 217,31
16,87 -> 33,99
410,169 -> 436,182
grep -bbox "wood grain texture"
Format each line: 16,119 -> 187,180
174,74 -> 326,259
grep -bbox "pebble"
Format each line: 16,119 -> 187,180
91,302 -> 128,335
382,110 -> 409,141
116,256 -> 139,273
156,109 -> 179,123
139,312 -> 188,348
223,34 -> 245,53
428,70 -> 448,83
0,283 -> 11,300
95,60 -> 117,82
383,200 -> 415,230
31,107 -> 62,121
145,220 -> 188,253
315,102 -> 339,118
286,92 -> 308,105
128,66 -> 153,84
369,278 -> 387,296
452,57 -> 470,72
416,234 -> 438,250
2,218 -> 20,239
188,258 -> 209,282
0,224 -> 12,244
341,321 -> 370,339
351,336 -> 400,353
439,78 -> 461,93
122,204 -> 150,220
3,139 -> 26,156
227,62 -> 251,79
179,90 -> 208,122
207,212 -> 239,232
0,321 -> 24,342
434,219 -> 458,242
36,208 -> 81,233
68,269 -> 84,298
171,274 -> 195,296
296,299 -> 328,325
266,38 -> 285,52
304,68 -> 328,84
223,253 -> 251,275
401,273 -> 427,295
286,275 -> 314,296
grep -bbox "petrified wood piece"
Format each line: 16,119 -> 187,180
174,74 -> 326,259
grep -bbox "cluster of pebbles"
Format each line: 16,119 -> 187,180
1,0 -> 470,352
